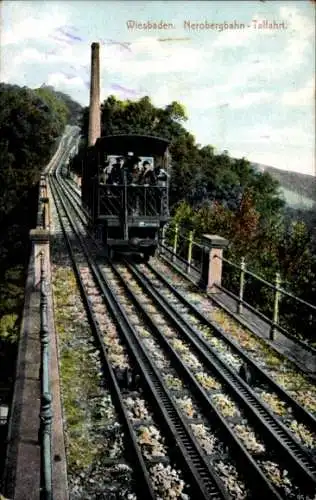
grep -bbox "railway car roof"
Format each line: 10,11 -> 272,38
95,134 -> 170,156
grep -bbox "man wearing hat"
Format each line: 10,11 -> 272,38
110,156 -> 124,184
140,160 -> 156,185
122,153 -> 141,184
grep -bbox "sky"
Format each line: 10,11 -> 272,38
1,0 -> 315,176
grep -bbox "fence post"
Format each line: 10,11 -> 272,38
270,272 -> 281,340
237,257 -> 246,314
172,224 -> 179,262
187,231 -> 194,273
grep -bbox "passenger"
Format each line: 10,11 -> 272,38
154,159 -> 162,177
140,160 -> 156,185
123,155 -> 141,184
101,161 -> 112,184
157,167 -> 168,183
109,157 -> 124,184
137,162 -> 145,179
154,161 -> 168,183
130,164 -> 141,185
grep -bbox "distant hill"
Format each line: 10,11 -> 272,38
252,162 -> 316,210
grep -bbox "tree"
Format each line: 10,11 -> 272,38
0,83 -> 82,224
36,85 -> 83,125
35,87 -> 69,128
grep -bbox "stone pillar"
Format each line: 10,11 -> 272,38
29,229 -> 50,289
88,42 -> 101,147
199,234 -> 229,292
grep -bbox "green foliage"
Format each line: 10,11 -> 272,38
36,85 -> 83,125
80,95 -> 189,144
0,313 -> 19,343
0,83 -> 64,222
35,87 -> 70,129
0,82 -> 81,352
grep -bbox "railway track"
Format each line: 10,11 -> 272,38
59,171 -> 316,449
143,262 -> 316,430
49,166 -> 316,499
50,173 -> 232,499
102,261 -> 316,496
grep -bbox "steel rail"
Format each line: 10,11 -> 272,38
50,175 -> 228,500
146,262 -> 316,433
122,261 -> 316,494
49,176 -> 156,500
55,163 -> 312,494
110,261 -> 284,500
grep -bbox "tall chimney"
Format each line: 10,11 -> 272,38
88,42 -> 101,147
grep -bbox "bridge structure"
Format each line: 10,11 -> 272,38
1,41 -> 315,500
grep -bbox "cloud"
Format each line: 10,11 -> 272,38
279,5 -> 315,67
47,72 -> 85,89
212,20 -> 256,48
2,9 -> 68,46
280,4 -> 315,38
102,40 -> 205,75
14,48 -> 50,65
282,78 -> 315,106
236,124 -> 314,148
14,44 -> 92,70
56,26 -> 84,43
227,91 -> 274,109
176,84 -> 274,110
11,35 -> 201,82
110,84 -> 139,95
210,5 -> 314,90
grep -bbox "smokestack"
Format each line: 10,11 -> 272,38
88,42 -> 101,147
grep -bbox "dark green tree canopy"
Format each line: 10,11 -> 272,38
0,83 -> 82,223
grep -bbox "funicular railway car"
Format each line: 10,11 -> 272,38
82,134 -> 170,260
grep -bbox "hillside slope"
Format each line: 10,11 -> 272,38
252,162 -> 316,207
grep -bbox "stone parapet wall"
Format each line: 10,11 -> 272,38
3,173 -> 68,498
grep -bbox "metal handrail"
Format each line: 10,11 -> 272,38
160,225 -> 204,274
39,251 -> 52,500
163,223 -> 315,343
215,254 -> 316,313
215,282 -> 316,351
159,241 -> 202,275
